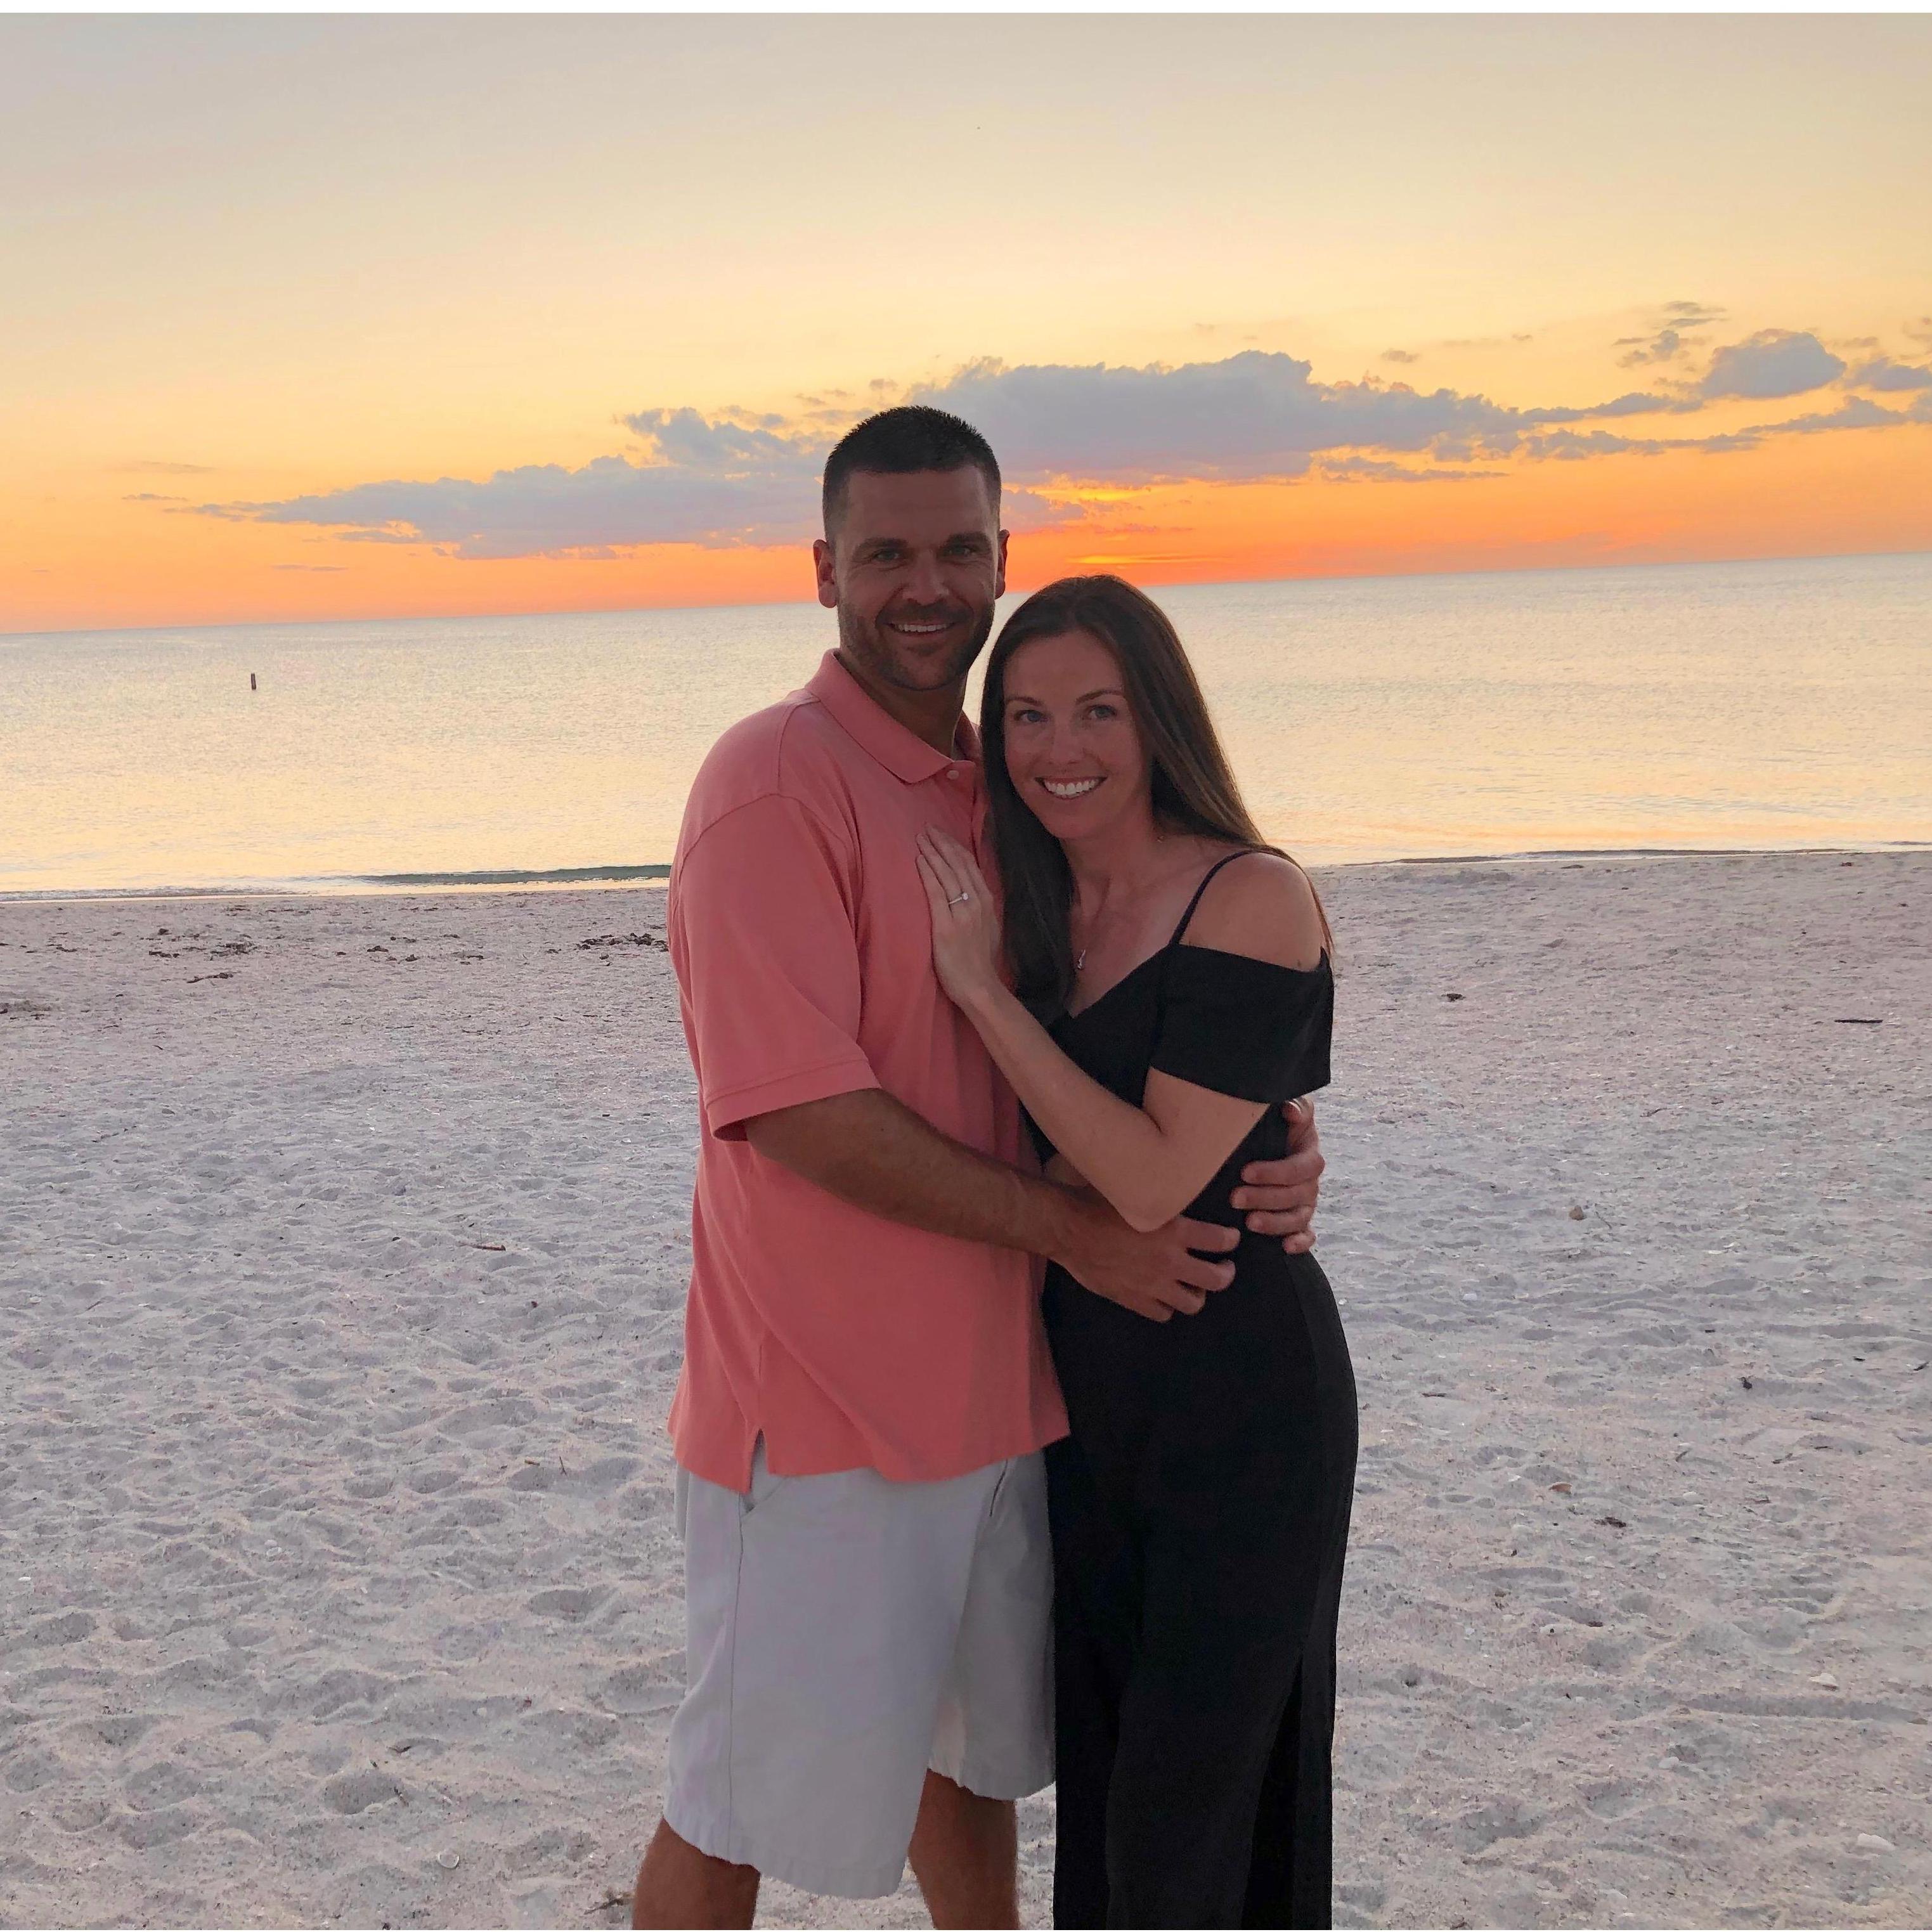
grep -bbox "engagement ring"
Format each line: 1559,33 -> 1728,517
949,891 -> 971,905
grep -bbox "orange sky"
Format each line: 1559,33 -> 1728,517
3,16 -> 1928,634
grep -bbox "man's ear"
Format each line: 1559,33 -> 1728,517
812,536 -> 838,610
995,528 -> 1009,599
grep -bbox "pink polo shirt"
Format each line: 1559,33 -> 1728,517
665,651 -> 1068,1491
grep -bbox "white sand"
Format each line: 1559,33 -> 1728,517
2,851 -> 1926,1930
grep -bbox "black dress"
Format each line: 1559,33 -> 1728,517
1036,852 -> 1357,1930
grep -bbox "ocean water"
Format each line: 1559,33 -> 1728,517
3,552 -> 1928,897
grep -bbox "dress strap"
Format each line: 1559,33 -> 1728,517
1170,848 -> 1266,947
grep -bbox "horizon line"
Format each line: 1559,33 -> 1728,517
4,541 -> 1929,645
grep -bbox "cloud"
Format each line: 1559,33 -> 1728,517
908,353 -> 1690,483
200,413 -> 1081,561
616,406 -> 815,471
210,456 -> 818,560
1617,330 -> 1690,368
1846,356 -> 1932,393
1581,391 -> 1705,420
1615,301 -> 1726,370
1523,394 -> 1917,460
208,408 -> 831,560
216,404 -> 1090,561
269,563 -> 348,573
1905,316 -> 1932,348
1774,396 -> 1909,434
919,354 -> 1427,479
1522,429 -> 1702,462
1698,329 -> 1846,400
123,491 -> 185,503
1534,427 -> 1779,459
1380,349 -> 1420,365
193,335 -> 1927,561
1317,457 -> 1503,484
120,460 -> 217,476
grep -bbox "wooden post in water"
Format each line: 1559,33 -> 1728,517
250,672 -> 257,692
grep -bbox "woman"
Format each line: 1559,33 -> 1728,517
915,576 -> 1356,1930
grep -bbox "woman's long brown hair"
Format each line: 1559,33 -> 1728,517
980,573 -> 1328,1010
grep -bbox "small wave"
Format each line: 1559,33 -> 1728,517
347,863 -> 673,886
0,862 -> 674,902
1385,841 -> 1929,866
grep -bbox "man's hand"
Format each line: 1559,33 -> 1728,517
1051,1191 -> 1238,1323
741,1088 -> 1245,1319
1230,1097 -> 1323,1254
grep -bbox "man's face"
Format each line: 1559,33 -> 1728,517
815,467 -> 1008,694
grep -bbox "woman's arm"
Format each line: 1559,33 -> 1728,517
917,832 -> 1325,1234
1043,1150 -> 1089,1188
953,986 -> 1266,1231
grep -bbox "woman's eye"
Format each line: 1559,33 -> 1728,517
1087,703 -> 1118,721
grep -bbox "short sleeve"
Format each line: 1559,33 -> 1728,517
1148,946 -> 1332,1103
670,794 -> 881,1140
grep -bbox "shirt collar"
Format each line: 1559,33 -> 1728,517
806,651 -> 980,785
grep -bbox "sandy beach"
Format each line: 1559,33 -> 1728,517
3,849 -> 1926,1931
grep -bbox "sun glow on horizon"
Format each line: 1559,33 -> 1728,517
3,15 -> 1929,634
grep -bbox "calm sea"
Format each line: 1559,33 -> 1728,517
3,553 -> 1928,897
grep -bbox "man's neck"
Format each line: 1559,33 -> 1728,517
834,647 -> 967,756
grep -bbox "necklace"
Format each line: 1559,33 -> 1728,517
1073,828 -> 1171,976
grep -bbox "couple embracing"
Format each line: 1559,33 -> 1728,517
631,408 -> 1356,1930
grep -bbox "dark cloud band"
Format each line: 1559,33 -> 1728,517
191,332 -> 1931,561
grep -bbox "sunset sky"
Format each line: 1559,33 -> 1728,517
4,14 -> 1929,635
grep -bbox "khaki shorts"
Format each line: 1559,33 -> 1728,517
663,1444 -> 1054,1900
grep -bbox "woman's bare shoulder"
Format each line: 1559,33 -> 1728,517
1181,850 -> 1326,971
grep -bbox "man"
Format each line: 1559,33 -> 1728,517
632,408 -> 1325,1929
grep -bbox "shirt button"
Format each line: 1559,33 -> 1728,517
945,767 -> 958,779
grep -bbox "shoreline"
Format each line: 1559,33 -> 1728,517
4,837 -> 1927,907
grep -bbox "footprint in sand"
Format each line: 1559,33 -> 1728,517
20,1610 -> 96,1647
595,1663 -> 683,1716
321,1767 -> 409,1815
4,1747 -> 67,1793
1449,1796 -> 1547,1853
116,1804 -> 204,1848
122,1761 -> 205,1810
525,1585 -> 609,1622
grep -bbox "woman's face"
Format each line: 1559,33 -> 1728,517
999,628 -> 1152,841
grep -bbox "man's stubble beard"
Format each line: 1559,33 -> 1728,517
837,600 -> 997,694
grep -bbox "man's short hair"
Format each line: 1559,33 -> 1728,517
821,406 -> 1001,536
